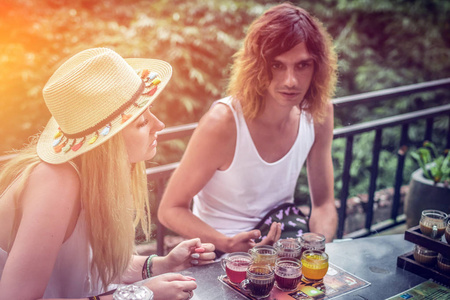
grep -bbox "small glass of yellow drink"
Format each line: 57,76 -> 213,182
300,250 -> 329,283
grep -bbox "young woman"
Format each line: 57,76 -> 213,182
0,48 -> 215,300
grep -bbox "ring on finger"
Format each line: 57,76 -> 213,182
187,290 -> 193,299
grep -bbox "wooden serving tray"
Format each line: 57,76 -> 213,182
404,225 -> 450,254
397,251 -> 450,286
397,225 -> 450,286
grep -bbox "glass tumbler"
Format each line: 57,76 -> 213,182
275,238 -> 302,260
241,263 -> 275,299
249,245 -> 278,267
419,209 -> 448,239
300,233 -> 325,256
301,250 -> 329,283
274,258 -> 302,292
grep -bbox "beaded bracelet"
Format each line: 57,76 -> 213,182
142,254 -> 158,279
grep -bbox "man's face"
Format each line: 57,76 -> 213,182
264,42 -> 314,108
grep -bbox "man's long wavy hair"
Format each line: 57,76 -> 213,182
0,133 -> 151,290
227,2 -> 338,122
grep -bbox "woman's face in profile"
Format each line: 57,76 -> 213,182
121,106 -> 165,163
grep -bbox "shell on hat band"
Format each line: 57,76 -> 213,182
101,124 -> 111,136
88,132 -> 99,145
52,69 -> 162,154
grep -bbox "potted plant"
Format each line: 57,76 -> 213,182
404,141 -> 450,228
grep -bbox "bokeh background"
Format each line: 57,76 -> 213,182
1,0 -> 449,201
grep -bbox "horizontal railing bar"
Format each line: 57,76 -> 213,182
146,162 -> 180,180
158,123 -> 198,141
344,214 -> 406,239
333,104 -> 450,139
332,78 -> 450,106
155,79 -> 450,141
344,228 -> 370,239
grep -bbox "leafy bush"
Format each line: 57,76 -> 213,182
1,0 -> 449,205
410,141 -> 450,185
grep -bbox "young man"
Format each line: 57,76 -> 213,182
158,3 -> 338,254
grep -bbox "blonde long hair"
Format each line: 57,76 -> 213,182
0,133 -> 151,289
227,3 -> 338,122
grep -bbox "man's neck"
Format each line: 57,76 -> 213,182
254,101 -> 300,130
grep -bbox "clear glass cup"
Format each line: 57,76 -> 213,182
437,253 -> 450,275
300,250 -> 329,283
445,220 -> 450,244
220,252 -> 252,285
275,238 -> 302,260
274,258 -> 302,292
299,233 -> 326,257
248,245 -> 278,267
419,209 -> 448,239
112,285 -> 153,300
413,245 -> 437,266
241,263 -> 275,299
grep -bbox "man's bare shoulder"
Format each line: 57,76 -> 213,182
197,102 -> 236,139
314,102 -> 334,133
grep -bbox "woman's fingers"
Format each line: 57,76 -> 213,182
193,243 -> 215,264
200,242 -> 215,252
181,238 -> 202,249
144,273 -> 197,300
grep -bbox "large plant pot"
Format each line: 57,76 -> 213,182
404,168 -> 450,228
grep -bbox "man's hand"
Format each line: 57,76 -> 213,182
226,230 -> 261,252
256,222 -> 282,246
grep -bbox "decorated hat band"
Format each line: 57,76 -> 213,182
51,69 -> 162,154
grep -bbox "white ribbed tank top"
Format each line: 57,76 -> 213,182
192,97 -> 315,236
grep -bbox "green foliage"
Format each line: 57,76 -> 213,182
1,0 -> 449,203
410,141 -> 450,185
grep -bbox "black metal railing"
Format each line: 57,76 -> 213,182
333,92 -> 450,239
146,78 -> 450,254
1,78 -> 449,255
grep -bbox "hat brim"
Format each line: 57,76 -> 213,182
37,58 -> 172,164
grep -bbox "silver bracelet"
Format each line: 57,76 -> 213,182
113,285 -> 154,300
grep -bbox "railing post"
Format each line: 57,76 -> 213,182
425,117 -> 434,141
391,124 -> 409,221
365,129 -> 382,232
447,114 -> 450,149
337,136 -> 353,239
155,177 -> 166,256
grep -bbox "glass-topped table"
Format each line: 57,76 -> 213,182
180,234 -> 425,299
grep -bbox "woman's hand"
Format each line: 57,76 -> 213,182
143,273 -> 196,300
164,238 -> 216,272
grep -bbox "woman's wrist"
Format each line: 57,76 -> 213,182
142,254 -> 158,279
147,255 -> 168,276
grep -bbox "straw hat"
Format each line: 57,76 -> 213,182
36,47 -> 172,164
